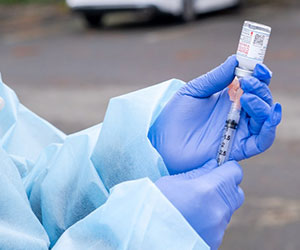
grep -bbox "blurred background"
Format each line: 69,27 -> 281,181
0,0 -> 299,249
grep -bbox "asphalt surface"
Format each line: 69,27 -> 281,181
0,4 -> 299,250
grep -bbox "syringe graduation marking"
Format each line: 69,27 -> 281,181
226,119 -> 238,129
217,107 -> 241,166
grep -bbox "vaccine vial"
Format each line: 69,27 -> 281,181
235,21 -> 271,78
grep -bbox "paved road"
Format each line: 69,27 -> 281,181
0,4 -> 299,250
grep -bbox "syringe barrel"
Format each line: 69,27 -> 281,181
217,104 -> 241,166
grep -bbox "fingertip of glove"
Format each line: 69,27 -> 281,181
237,186 -> 245,208
253,64 -> 273,83
206,159 -> 218,167
271,103 -> 282,126
219,161 -> 243,185
225,54 -> 239,67
265,102 -> 282,127
240,76 -> 258,92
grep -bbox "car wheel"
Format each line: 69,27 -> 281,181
83,13 -> 103,28
181,0 -> 196,22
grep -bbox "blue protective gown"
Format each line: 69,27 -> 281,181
0,73 -> 209,250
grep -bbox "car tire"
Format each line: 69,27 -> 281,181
180,0 -> 196,22
83,13 -> 103,28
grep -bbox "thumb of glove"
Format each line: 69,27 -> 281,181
179,55 -> 238,98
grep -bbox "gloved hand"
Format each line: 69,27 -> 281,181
148,55 -> 282,174
156,159 -> 244,250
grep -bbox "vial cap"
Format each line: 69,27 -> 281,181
235,67 -> 253,78
244,21 -> 271,34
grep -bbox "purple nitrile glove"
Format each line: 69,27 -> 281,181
156,159 -> 244,250
148,55 -> 282,174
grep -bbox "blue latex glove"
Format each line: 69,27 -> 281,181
156,159 -> 244,250
148,55 -> 282,174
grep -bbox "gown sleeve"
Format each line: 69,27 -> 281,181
52,178 -> 210,250
0,75 -> 208,249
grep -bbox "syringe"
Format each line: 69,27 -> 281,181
217,21 -> 272,165
217,78 -> 243,165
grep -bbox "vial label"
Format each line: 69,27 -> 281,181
237,27 -> 270,62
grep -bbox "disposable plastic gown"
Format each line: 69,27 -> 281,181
0,73 -> 209,250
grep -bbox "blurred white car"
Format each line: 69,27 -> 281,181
67,0 -> 240,27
